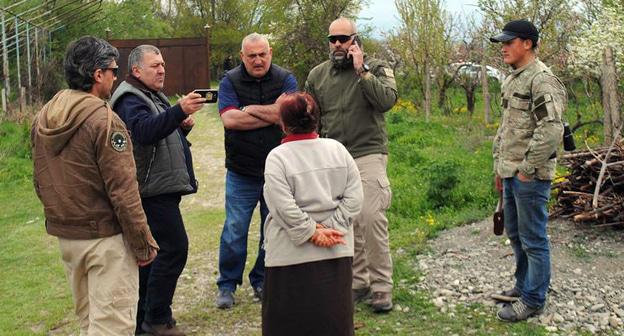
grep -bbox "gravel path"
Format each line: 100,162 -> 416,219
414,217 -> 624,335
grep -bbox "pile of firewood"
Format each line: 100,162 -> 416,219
551,140 -> 624,228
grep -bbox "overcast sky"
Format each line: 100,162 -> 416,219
358,0 -> 480,37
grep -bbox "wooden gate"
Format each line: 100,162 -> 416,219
109,37 -> 211,96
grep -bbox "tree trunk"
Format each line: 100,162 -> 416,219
466,88 -> 475,115
424,61 -> 431,122
601,46 -> 621,144
481,65 -> 491,123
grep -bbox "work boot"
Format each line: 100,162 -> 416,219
216,288 -> 235,309
352,287 -> 371,304
497,300 -> 545,322
141,319 -> 186,336
370,291 -> 393,313
491,287 -> 521,303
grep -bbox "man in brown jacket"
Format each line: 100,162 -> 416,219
32,36 -> 159,335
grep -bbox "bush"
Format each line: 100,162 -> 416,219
425,160 -> 460,209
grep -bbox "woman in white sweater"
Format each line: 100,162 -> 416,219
262,92 -> 363,336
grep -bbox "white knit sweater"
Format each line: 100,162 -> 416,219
263,136 -> 363,267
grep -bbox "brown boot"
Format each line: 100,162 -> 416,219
141,319 -> 186,336
370,292 -> 393,313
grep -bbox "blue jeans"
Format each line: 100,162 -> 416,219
217,170 -> 267,292
503,176 -> 551,308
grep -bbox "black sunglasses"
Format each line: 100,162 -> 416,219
327,33 -> 356,44
101,67 -> 119,77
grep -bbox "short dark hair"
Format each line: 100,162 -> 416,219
63,36 -> 119,92
279,92 -> 319,134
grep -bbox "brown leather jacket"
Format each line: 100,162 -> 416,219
32,89 -> 158,261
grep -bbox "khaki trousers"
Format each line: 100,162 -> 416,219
58,233 -> 138,336
352,153 -> 393,293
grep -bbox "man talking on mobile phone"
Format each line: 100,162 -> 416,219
305,17 -> 398,313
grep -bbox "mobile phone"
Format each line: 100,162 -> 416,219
193,89 -> 218,103
348,36 -> 363,59
353,35 -> 363,49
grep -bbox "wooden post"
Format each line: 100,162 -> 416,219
15,16 -> 21,92
424,60 -> 431,122
19,86 -> 25,115
105,27 -> 111,40
2,12 -> 10,97
1,88 -> 5,118
601,46 -> 621,144
204,24 -> 211,88
481,63 -> 491,124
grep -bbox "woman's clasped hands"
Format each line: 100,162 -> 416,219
310,224 -> 346,247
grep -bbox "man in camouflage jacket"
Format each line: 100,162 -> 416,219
490,20 -> 566,322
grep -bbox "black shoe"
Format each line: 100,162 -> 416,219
253,285 -> 263,302
352,287 -> 371,304
141,319 -> 186,336
135,324 -> 150,336
216,289 -> 235,309
497,300 -> 544,322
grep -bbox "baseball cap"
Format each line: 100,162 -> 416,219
490,20 -> 539,44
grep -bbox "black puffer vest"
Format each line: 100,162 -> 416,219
224,64 -> 291,176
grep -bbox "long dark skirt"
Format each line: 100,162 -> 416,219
262,257 -> 354,336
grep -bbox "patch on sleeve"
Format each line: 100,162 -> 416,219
110,131 -> 128,152
533,94 -> 552,121
383,67 -> 395,78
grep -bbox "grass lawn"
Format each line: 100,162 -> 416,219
0,98 -> 560,335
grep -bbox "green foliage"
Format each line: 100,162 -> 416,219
0,121 -> 33,182
386,105 -> 497,256
266,0 -> 365,87
425,160 -> 460,209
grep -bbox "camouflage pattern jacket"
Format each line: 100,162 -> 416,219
493,58 -> 567,180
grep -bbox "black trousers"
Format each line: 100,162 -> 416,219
137,193 -> 189,326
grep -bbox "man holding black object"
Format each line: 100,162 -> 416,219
215,32 -> 297,309
490,19 -> 566,322
305,17 -> 398,313
111,44 -> 205,336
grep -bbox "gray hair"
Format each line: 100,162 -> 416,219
241,33 -> 270,51
63,36 -> 119,92
128,44 -> 161,73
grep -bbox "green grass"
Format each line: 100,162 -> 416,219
1,85 -> 605,334
0,122 -> 74,335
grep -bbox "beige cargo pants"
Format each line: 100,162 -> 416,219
58,233 -> 138,336
352,153 -> 394,293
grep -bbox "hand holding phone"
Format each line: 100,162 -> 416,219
193,89 -> 218,103
348,37 -> 364,71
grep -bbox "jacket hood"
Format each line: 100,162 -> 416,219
35,89 -> 107,155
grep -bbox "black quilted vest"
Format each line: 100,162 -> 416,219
224,64 -> 291,177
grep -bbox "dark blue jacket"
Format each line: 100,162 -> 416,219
111,76 -> 197,197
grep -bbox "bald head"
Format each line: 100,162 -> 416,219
329,17 -> 357,36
